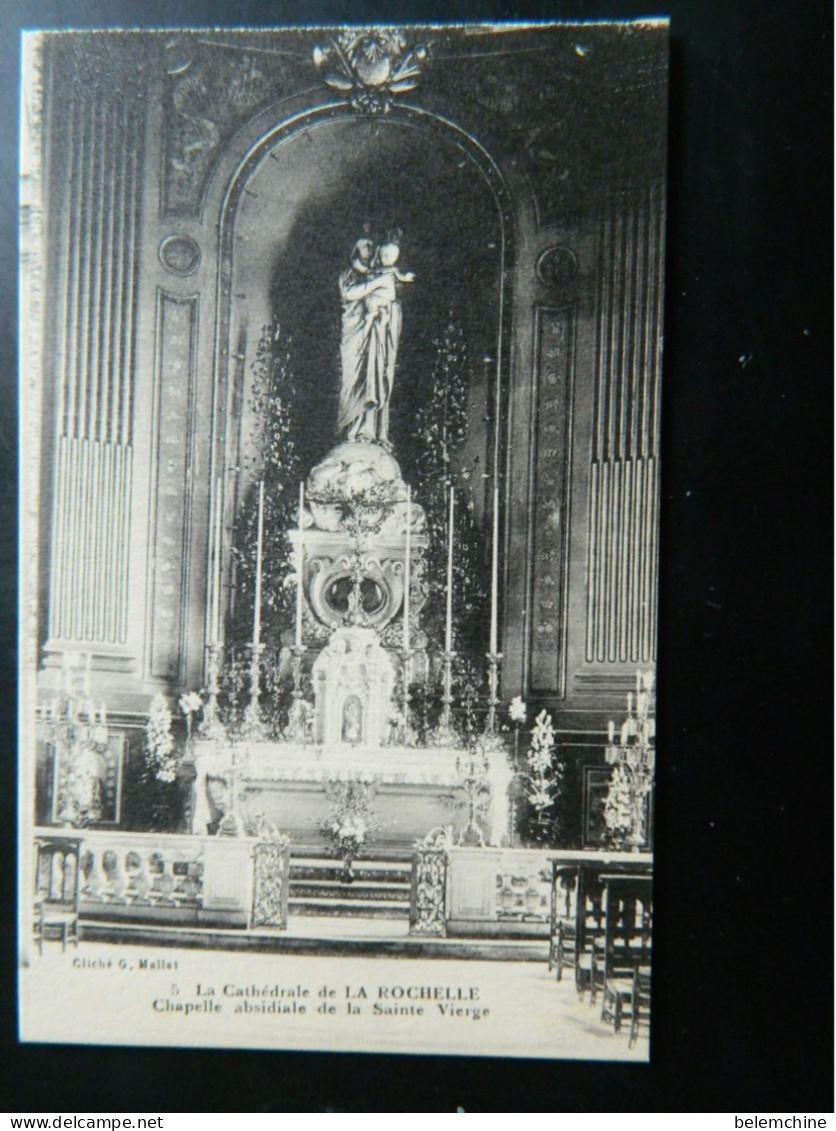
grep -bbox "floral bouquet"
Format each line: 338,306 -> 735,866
321,779 -> 380,875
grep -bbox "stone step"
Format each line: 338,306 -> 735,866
289,896 -> 410,920
288,853 -> 414,919
290,859 -> 412,884
291,879 -> 410,902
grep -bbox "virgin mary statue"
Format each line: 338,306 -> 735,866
337,234 -> 414,448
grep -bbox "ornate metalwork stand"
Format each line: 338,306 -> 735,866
400,646 -> 415,745
243,642 -> 265,737
201,642 -> 225,738
216,741 -> 245,837
604,671 -> 656,850
485,650 -> 502,733
455,745 -> 490,846
286,643 -> 309,741
480,649 -> 506,751
432,648 -> 459,746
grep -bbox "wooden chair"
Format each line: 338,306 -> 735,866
34,835 -> 81,955
596,875 -> 653,1027
574,868 -> 607,998
548,864 -> 578,981
629,966 -> 652,1048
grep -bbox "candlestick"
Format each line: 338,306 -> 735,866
439,649 -> 457,737
212,476 -> 222,643
201,641 -> 224,738
485,650 -> 502,737
403,485 -> 411,652
252,480 -> 264,647
295,480 -> 305,648
287,643 -> 308,742
489,482 -> 499,655
244,642 -> 265,736
445,486 -> 455,653
490,352 -> 501,484
608,720 -> 615,742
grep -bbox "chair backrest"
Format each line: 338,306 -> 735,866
575,867 -> 607,952
550,864 -> 579,929
35,837 -> 81,911
601,874 -> 653,975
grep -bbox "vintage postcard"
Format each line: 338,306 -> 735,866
19,21 -> 667,1060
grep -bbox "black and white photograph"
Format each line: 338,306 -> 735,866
18,20 -> 667,1062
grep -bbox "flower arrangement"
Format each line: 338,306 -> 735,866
603,762 -> 635,842
143,691 -> 210,784
524,709 -> 560,818
508,696 -> 527,724
508,695 -> 527,760
321,780 -> 380,872
145,694 -> 178,783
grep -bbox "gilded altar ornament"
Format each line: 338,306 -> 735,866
312,30 -> 429,114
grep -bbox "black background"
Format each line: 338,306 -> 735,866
0,0 -> 832,1113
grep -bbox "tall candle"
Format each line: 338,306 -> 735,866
252,480 -> 264,647
295,480 -> 305,647
489,482 -> 499,655
403,485 -> 411,652
607,720 -> 615,743
445,486 -> 455,653
212,476 -> 223,643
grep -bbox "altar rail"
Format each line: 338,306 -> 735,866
33,828 -> 290,929
410,843 -> 653,938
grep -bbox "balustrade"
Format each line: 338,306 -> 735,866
34,827 -> 265,928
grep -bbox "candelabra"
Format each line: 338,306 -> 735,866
455,743 -> 491,846
216,736 -> 246,837
38,653 -> 109,827
604,670 -> 656,850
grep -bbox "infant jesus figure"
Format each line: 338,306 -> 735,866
360,232 -> 415,449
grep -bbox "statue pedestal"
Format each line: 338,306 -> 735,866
190,740 -> 514,851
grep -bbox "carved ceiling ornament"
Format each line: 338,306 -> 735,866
312,29 -> 429,114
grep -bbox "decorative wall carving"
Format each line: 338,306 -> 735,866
585,187 -> 664,664
159,234 -> 201,276
162,41 -> 291,216
530,308 -> 574,694
536,246 -> 578,289
148,293 -> 198,681
312,29 -> 428,114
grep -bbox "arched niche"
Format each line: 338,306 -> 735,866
215,107 -> 515,520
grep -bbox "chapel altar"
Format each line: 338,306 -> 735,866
188,233 -> 514,856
